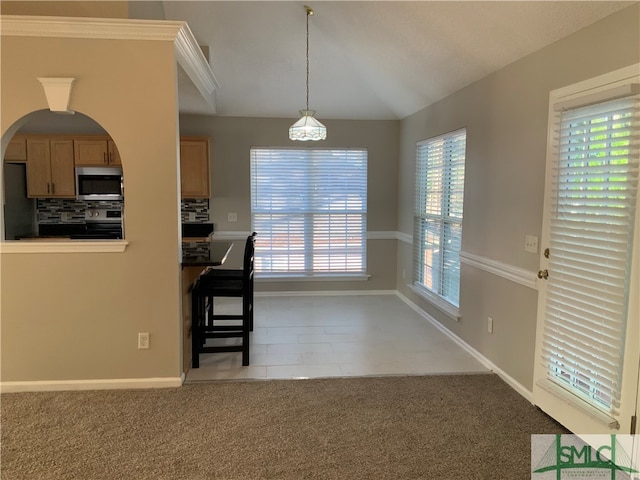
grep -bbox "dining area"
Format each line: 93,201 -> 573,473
180,231 -> 488,382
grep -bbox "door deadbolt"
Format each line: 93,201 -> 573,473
544,248 -> 550,259
537,269 -> 549,280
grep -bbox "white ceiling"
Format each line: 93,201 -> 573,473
129,1 -> 634,120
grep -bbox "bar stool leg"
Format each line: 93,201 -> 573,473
242,293 -> 250,366
191,288 -> 203,369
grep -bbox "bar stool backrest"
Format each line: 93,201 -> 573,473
243,232 -> 257,282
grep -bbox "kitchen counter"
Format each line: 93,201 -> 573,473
17,221 -> 123,240
181,240 -> 233,267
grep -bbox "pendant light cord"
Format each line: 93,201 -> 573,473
306,7 -> 310,111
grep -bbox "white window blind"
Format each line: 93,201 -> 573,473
250,148 -> 367,277
413,129 -> 466,307
541,92 -> 640,415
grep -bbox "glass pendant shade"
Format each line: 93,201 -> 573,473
289,110 -> 327,141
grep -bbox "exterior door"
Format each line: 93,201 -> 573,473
533,65 -> 640,435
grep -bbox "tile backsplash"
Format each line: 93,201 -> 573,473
37,199 -> 211,224
182,240 -> 211,259
181,199 -> 210,223
37,199 -> 123,224
181,199 -> 211,258
37,198 -> 211,259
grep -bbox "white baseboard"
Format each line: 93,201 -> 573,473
256,289 -> 396,297
395,291 -> 533,403
0,376 -> 183,393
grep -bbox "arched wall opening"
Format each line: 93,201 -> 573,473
2,110 -> 125,240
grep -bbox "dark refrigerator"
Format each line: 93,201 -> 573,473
3,163 -> 36,239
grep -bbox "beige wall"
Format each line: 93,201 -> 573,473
0,1 -> 129,18
179,115 -> 400,292
1,35 -> 182,382
397,4 -> 640,390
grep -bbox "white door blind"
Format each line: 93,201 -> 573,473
413,129 -> 466,307
541,93 -> 640,415
250,148 -> 367,277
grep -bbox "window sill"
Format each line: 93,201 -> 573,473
257,274 -> 371,283
0,240 -> 129,254
536,378 -> 618,429
408,283 -> 460,321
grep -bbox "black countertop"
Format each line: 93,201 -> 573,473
181,240 -> 233,268
182,223 -> 214,237
16,223 -> 122,240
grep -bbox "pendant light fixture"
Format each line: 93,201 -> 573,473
289,5 -> 327,141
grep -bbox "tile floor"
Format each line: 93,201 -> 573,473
185,294 -> 489,382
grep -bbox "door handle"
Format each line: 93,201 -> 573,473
538,269 -> 549,280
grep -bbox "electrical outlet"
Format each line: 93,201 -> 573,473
228,212 -> 238,223
525,235 -> 539,254
138,332 -> 150,349
487,317 -> 493,334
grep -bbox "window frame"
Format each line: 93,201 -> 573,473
250,147 -> 368,279
412,128 -> 467,317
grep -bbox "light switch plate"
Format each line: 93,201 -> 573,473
228,212 -> 238,223
525,235 -> 539,253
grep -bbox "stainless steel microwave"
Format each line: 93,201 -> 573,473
75,167 -> 123,201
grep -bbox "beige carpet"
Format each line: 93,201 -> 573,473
1,374 -> 566,479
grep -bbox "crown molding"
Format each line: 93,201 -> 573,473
0,15 -> 219,113
175,22 -> 220,112
0,15 -> 185,41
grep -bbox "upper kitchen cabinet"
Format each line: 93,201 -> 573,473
26,138 -> 75,198
4,135 -> 27,162
180,137 -> 210,198
74,138 -> 121,166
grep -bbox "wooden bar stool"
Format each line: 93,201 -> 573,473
191,233 -> 256,368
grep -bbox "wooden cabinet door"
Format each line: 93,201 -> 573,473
4,136 -> 27,162
26,138 -> 52,197
74,139 -> 108,166
49,139 -> 75,197
108,140 -> 121,166
180,139 -> 210,198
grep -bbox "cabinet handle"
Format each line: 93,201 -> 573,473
104,152 -> 108,164
109,152 -> 113,164
47,183 -> 50,194
51,183 -> 55,194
